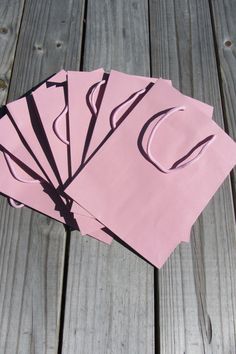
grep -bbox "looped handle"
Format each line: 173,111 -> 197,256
53,106 -> 69,145
110,88 -> 147,129
144,106 -> 216,173
9,198 -> 24,208
89,79 -> 106,115
4,152 -> 41,183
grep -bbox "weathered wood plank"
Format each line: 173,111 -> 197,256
0,199 -> 65,354
8,0 -> 86,98
149,0 -> 236,352
209,0 -> 236,197
61,1 -> 155,353
0,0 -> 25,106
0,0 -> 85,353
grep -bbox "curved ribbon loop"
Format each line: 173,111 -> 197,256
144,106 -> 216,173
110,88 -> 147,129
53,106 -> 69,145
4,152 -> 41,183
9,198 -> 24,209
89,79 -> 106,115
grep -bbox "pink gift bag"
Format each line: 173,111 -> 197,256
65,79 -> 236,268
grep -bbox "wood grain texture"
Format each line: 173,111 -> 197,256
61,1 -> 155,353
209,0 -> 236,196
0,0 -> 85,353
62,236 -> 154,354
0,0 -> 25,105
8,0 -> 86,99
0,198 -> 65,353
82,0 -> 150,75
149,0 -> 236,352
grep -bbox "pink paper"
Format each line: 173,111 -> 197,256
67,68 -> 106,174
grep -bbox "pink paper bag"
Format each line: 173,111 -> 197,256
65,79 -> 236,268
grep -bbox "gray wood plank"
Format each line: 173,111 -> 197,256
8,0 -> 86,98
0,0 -> 85,353
61,1 -> 155,353
0,199 -> 65,354
0,0 -> 25,105
149,0 -> 236,352
209,0 -> 236,196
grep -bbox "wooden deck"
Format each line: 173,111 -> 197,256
0,0 -> 235,353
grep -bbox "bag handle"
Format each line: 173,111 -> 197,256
53,106 -> 69,145
4,152 -> 41,183
4,152 -> 40,209
53,79 -> 105,145
9,198 -> 24,208
110,88 -> 147,129
89,79 -> 106,115
144,106 -> 216,173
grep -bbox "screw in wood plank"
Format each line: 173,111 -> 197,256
224,40 -> 232,47
0,27 -> 8,34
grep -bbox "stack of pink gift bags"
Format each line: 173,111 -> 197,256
1,69 -> 235,268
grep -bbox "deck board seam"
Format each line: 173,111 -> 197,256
4,0 -> 27,105
208,0 -> 236,211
